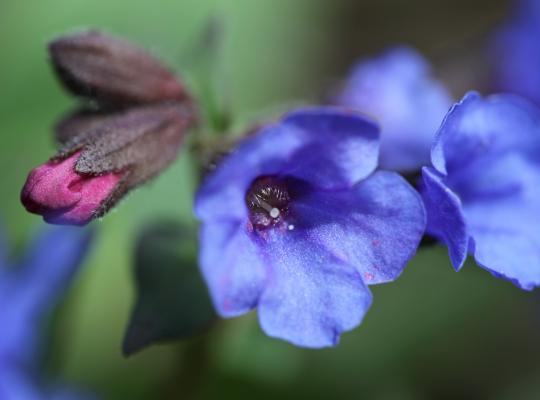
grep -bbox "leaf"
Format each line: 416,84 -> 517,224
122,220 -> 216,357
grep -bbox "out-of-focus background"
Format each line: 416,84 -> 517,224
2,0 -> 540,399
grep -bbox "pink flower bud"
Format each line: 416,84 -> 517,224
21,152 -> 122,225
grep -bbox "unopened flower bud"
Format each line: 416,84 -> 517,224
22,104 -> 194,225
21,30 -> 198,226
49,30 -> 188,106
21,152 -> 122,225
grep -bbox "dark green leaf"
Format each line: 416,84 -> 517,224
122,220 -> 216,357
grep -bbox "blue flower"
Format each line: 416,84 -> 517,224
335,47 -> 452,172
0,223 -> 95,399
491,0 -> 540,106
195,107 -> 426,348
421,92 -> 540,290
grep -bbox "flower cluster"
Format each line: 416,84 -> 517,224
196,58 -> 540,345
0,224 -> 95,398
21,31 -> 197,226
17,17 -> 540,349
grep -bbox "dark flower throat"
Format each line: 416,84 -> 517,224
245,176 -> 290,229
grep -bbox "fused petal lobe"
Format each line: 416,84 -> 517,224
461,154 -> 540,289
195,107 -> 380,222
289,171 -> 426,284
425,91 -> 540,288
421,167 -> 468,270
281,108 -> 380,188
199,222 -> 266,317
258,230 -> 372,348
336,46 -> 452,171
431,92 -> 540,175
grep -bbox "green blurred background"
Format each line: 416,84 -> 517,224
2,0 -> 540,399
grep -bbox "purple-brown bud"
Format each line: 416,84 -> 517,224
49,30 -> 188,106
21,30 -> 198,226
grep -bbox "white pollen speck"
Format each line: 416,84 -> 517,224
288,224 -> 295,231
270,208 -> 280,219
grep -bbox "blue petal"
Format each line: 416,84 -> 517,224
18,225 -> 93,308
428,92 -> 540,287
336,46 -> 452,171
431,92 -> 540,175
461,154 -> 540,289
0,370 -> 41,400
199,222 -> 266,317
195,107 -> 380,222
0,226 -> 93,366
288,171 -> 426,284
0,286 -> 40,366
421,167 -> 468,270
257,230 -> 372,348
280,108 -> 379,187
491,0 -> 540,106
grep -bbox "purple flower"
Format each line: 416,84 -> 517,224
421,92 -> 540,289
490,0 -> 540,106
0,223 -> 95,399
195,107 -> 426,348
335,47 -> 452,172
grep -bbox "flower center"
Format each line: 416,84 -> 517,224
245,176 -> 290,229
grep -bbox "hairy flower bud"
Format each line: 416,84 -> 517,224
22,104 -> 194,225
21,152 -> 122,225
21,30 -> 197,226
49,30 -> 188,106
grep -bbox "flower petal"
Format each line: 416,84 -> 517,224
461,154 -> 540,289
18,226 -> 93,301
195,107 -> 380,222
258,231 -> 372,348
421,167 -> 468,270
0,370 -> 41,400
429,92 -> 540,285
336,46 -> 452,171
287,170 -> 426,284
199,222 -> 266,317
0,226 -> 93,366
431,92 -> 540,175
281,107 -> 379,187
490,0 -> 540,106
